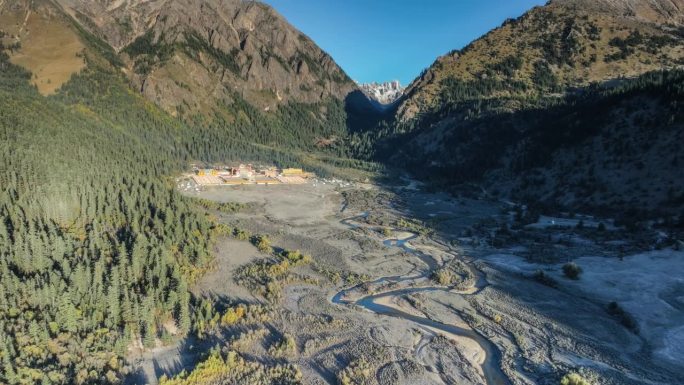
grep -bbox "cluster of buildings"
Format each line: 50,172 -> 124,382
190,164 -> 314,186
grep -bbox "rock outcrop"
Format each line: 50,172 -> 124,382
53,0 -> 360,117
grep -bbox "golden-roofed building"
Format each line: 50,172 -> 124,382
192,175 -> 223,185
277,176 -> 307,185
281,168 -> 304,176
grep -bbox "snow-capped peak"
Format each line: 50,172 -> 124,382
357,80 -> 404,105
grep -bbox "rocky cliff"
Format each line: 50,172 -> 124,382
51,0 -> 362,118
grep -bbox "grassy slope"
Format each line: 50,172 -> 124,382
1,0 -> 86,94
396,0 -> 684,122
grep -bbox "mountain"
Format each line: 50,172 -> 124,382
396,0 -> 684,122
1,0 -> 683,383
391,71 -> 684,216
0,2 -> 382,384
358,80 -> 404,105
2,0 -> 376,134
371,0 -> 684,218
56,0 -> 363,118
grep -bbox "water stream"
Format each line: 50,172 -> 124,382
332,213 -> 511,385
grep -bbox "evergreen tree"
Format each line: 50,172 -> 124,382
57,296 -> 78,334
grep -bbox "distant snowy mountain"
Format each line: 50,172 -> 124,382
358,80 -> 404,105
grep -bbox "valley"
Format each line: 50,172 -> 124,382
1,0 -> 683,384
129,178 -> 684,385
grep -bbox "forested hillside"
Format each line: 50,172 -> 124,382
0,39 -> 215,382
353,0 -> 684,219
395,0 -> 684,123
386,70 -> 684,218
0,1 -> 379,383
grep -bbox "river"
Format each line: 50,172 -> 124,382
332,213 -> 511,385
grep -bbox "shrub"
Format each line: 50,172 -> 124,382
532,60 -> 559,90
251,235 -> 272,253
269,334 -> 297,358
432,268 -> 456,285
158,350 -> 302,385
281,250 -> 312,265
562,262 -> 582,280
396,217 -> 431,236
560,372 -> 590,385
532,270 -> 557,287
192,198 -> 248,214
607,302 -> 639,333
216,223 -> 234,235
338,358 -> 372,385
233,228 -> 251,241
235,260 -> 292,301
220,306 -> 246,326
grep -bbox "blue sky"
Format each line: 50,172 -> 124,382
263,0 -> 547,85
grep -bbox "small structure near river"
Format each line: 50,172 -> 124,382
190,164 -> 313,186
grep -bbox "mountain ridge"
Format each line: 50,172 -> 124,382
368,0 -> 684,217
1,1 -> 684,384
31,0 -> 371,120
357,80 -> 404,105
396,0 -> 684,123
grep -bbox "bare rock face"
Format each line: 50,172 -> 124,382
53,0 -> 358,117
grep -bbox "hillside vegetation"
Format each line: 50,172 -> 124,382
0,41 -> 214,383
0,0 -> 85,94
0,2 -> 379,383
396,0 -> 684,122
357,0 -> 684,218
388,70 -> 684,218
1,0 -> 684,383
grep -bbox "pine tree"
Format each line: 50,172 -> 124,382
178,282 -> 191,336
142,296 -> 156,348
107,269 -> 121,328
57,295 -> 78,334
0,336 -> 16,383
